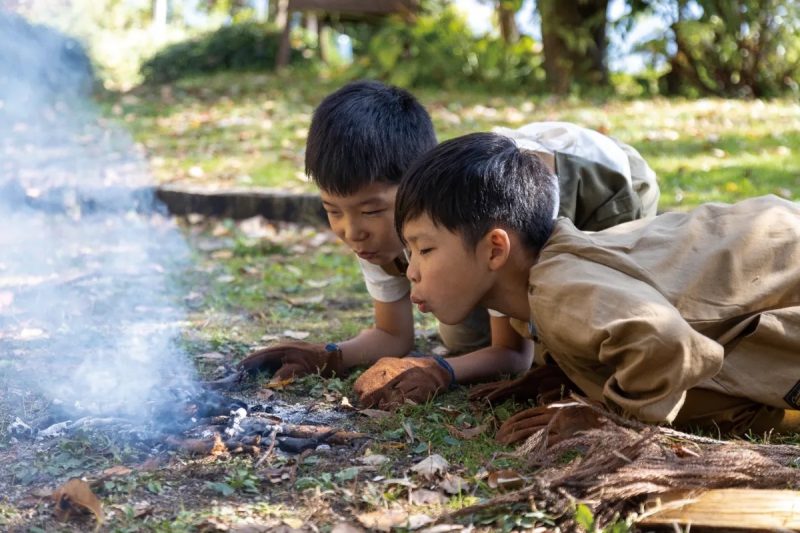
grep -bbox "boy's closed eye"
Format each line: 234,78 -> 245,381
362,209 -> 386,216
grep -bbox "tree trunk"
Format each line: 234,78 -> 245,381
498,2 -> 519,44
538,0 -> 609,94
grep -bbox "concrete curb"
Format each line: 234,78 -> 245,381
155,184 -> 327,225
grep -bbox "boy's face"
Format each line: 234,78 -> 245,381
403,214 -> 496,325
320,182 -> 404,266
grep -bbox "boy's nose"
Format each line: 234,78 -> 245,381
345,221 -> 368,242
406,258 -> 420,283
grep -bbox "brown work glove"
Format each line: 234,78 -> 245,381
495,402 -> 604,445
238,341 -> 343,380
354,355 -> 454,410
469,364 -> 581,405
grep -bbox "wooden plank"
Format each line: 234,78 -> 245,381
639,489 -> 800,529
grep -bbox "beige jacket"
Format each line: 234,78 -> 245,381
523,195 -> 800,423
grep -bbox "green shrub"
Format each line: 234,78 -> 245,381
351,7 -> 546,92
141,22 -> 306,84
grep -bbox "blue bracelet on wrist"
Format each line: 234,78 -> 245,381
409,352 -> 456,387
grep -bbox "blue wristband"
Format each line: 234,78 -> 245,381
324,342 -> 340,353
409,352 -> 456,388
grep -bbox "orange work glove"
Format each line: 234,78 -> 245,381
238,341 -> 343,380
495,402 -> 604,445
354,355 -> 455,410
469,364 -> 581,405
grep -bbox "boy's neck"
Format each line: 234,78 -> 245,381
483,249 -> 539,322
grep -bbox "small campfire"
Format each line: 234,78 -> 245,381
11,382 -> 371,461
160,386 -> 370,457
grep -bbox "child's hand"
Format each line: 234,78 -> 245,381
354,356 -> 452,410
495,402 -> 603,446
468,364 -> 580,405
238,341 -> 343,380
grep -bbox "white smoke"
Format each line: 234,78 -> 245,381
0,10 -> 198,426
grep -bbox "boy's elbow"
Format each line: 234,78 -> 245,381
507,345 -> 534,374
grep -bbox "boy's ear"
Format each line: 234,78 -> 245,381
485,228 -> 511,271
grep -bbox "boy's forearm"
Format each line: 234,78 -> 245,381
447,345 -> 533,384
338,328 -> 415,369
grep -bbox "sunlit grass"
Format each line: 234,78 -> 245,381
101,71 -> 800,211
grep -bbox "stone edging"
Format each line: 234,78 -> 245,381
155,184 -> 327,225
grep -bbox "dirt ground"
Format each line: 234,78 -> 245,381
4,215 -> 800,533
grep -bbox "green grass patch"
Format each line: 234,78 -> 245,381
102,71 -> 800,211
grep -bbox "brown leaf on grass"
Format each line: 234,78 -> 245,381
100,465 -> 133,478
110,501 -> 152,519
410,455 -> 449,479
445,423 -> 486,440
409,489 -> 447,506
52,478 -> 104,526
356,509 -> 408,531
439,474 -> 469,495
487,469 -> 525,491
358,408 -> 391,419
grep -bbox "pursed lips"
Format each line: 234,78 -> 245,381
410,294 -> 429,312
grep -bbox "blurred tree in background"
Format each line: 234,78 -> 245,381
632,0 -> 800,97
5,0 -> 799,97
538,0 -> 610,92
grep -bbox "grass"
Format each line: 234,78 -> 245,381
101,69 -> 800,210
5,73 -> 784,531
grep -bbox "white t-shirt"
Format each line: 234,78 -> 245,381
357,257 -> 410,303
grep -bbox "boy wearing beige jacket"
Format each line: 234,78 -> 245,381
390,131 -> 800,440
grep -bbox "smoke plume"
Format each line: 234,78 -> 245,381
0,10 -> 198,427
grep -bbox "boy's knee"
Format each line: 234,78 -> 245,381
675,388 -> 796,435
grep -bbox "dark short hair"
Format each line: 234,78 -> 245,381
305,80 -> 437,195
396,132 -> 559,252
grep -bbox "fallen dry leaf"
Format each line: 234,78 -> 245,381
358,408 -> 391,419
487,469 -> 525,491
359,454 -> 389,467
356,509 -> 408,531
52,478 -> 104,526
382,478 -> 418,489
410,489 -> 447,506
410,455 -> 449,479
439,474 -> 469,495
110,500 -> 152,519
408,513 -> 435,529
100,465 -> 133,478
445,423 -> 486,440
282,329 -> 310,340
283,516 -> 305,529
197,351 -> 225,361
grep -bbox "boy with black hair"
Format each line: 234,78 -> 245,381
239,80 -> 661,409
395,131 -> 800,441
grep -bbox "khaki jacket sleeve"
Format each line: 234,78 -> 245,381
555,151 -> 644,231
531,257 -> 725,423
